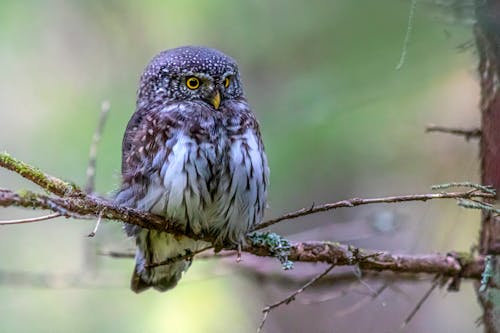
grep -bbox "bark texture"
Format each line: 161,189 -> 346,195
476,0 -> 500,330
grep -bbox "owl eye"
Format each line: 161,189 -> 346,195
224,77 -> 231,88
186,77 -> 200,90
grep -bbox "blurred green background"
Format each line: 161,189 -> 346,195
0,1 -> 482,332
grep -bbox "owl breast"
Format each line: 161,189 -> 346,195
135,114 -> 268,245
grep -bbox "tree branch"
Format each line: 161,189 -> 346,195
257,263 -> 337,332
256,189 -> 493,230
0,152 -> 488,282
0,153 -> 81,197
253,242 -> 484,279
0,212 -> 61,225
401,275 -> 441,328
425,124 -> 481,140
85,101 -> 110,194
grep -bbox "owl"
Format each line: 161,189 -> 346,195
115,46 -> 269,293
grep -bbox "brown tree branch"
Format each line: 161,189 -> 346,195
401,275 -> 441,328
257,263 -> 337,332
256,190 -> 493,230
256,242 -> 484,279
0,212 -> 61,225
0,152 -> 489,286
145,245 -> 214,268
425,124 -> 481,140
0,188 -> 487,280
0,188 -> 188,238
97,249 -> 438,285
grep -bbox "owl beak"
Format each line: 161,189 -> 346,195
210,90 -> 221,109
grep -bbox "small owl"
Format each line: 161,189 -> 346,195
115,46 -> 269,293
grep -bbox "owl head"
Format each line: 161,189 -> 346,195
137,46 -> 245,110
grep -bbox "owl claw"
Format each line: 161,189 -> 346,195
212,238 -> 242,255
212,241 -> 225,253
236,243 -> 242,263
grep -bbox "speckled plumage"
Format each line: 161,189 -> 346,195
115,46 -> 269,293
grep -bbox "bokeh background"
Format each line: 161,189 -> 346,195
0,1 -> 482,332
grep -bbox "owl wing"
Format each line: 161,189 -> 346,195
121,109 -> 146,174
116,104 -> 181,228
118,105 -> 207,294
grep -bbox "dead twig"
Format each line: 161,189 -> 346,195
335,284 -> 388,318
255,190 -> 494,231
401,275 -> 441,329
426,124 -> 481,141
98,249 -> 135,259
257,263 -> 336,332
87,210 -> 103,237
85,101 -> 110,194
0,212 -> 61,225
98,248 -> 235,260
395,0 -> 417,70
145,245 -> 213,268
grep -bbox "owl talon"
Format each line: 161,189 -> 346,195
213,242 -> 225,253
236,243 -> 242,262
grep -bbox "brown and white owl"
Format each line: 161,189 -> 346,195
115,46 -> 269,293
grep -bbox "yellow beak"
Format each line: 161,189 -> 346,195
210,90 -> 221,109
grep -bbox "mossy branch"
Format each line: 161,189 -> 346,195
0,152 -> 80,197
0,152 -> 490,281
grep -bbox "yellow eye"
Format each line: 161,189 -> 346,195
224,77 -> 231,88
186,77 -> 200,89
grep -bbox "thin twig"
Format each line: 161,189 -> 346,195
332,266 -> 388,317
98,250 -> 135,259
352,266 -> 380,297
335,284 -> 388,318
145,245 -> 213,268
431,182 -> 495,195
458,198 -> 500,214
0,188 -> 189,238
98,248 -> 234,260
257,263 -> 336,332
0,212 -> 61,225
85,101 -> 110,194
255,190 -> 494,231
426,124 -> 481,140
396,0 -> 417,70
87,210 -> 103,237
401,275 -> 441,329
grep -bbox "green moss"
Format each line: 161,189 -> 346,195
1,152 -> 45,181
248,232 -> 294,270
431,182 -> 496,195
0,152 -> 79,195
1,152 -> 49,186
323,241 -> 342,247
455,251 -> 474,263
480,255 -> 494,293
15,189 -> 43,208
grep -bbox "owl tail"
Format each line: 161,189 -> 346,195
130,229 -> 205,293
